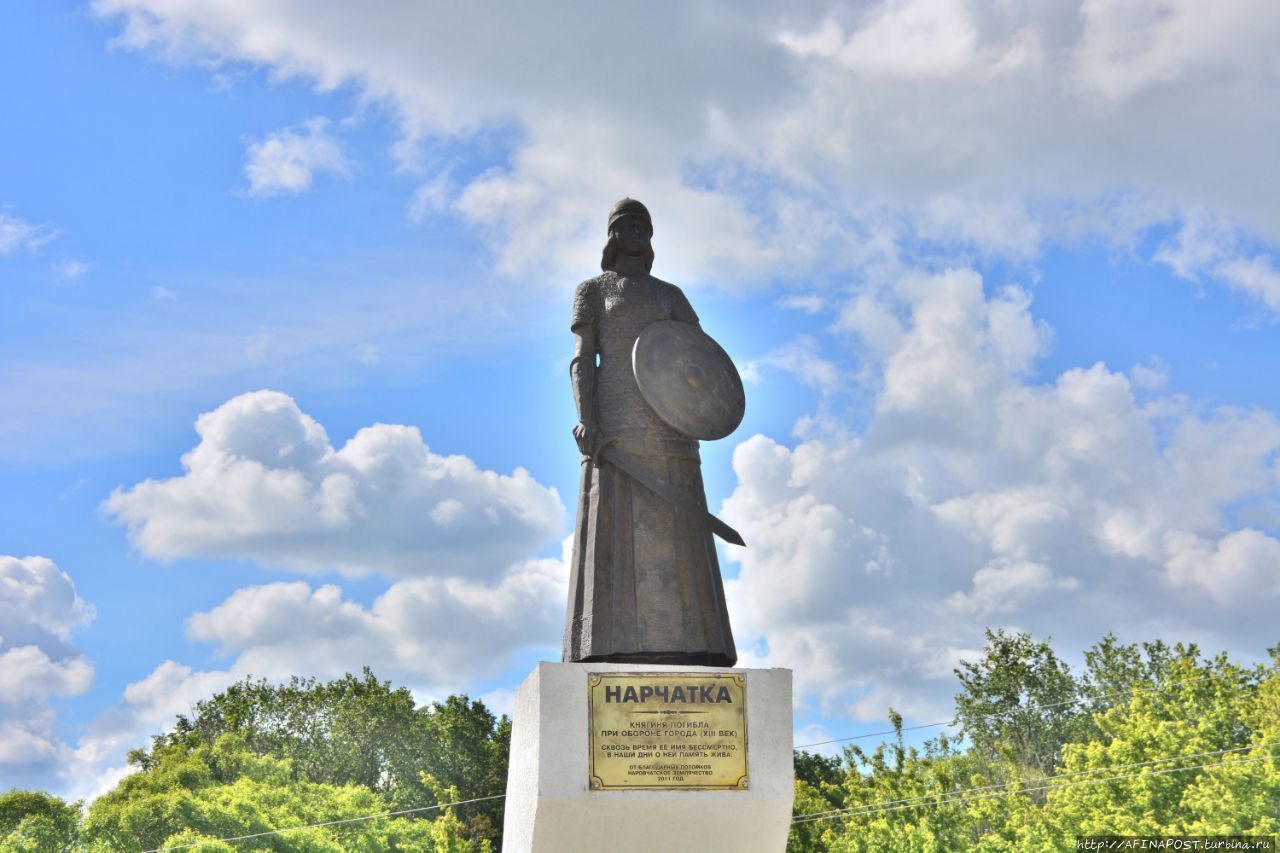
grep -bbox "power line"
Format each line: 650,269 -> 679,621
792,742 -> 1271,823
140,793 -> 506,852
795,669 -> 1245,750
133,743 -> 1276,847
798,717 -> 957,749
793,753 -> 1276,825
144,744 -> 1276,847
792,745 -> 1278,825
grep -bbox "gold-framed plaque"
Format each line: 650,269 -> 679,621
587,672 -> 748,790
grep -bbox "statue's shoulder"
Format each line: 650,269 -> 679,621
571,273 -> 611,328
647,274 -> 698,323
580,271 -> 612,286
574,272 -> 612,297
647,274 -> 682,293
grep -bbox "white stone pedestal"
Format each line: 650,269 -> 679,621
502,662 -> 794,853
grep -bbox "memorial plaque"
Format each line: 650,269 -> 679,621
588,672 -> 748,790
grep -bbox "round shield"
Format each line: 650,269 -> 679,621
632,320 -> 746,441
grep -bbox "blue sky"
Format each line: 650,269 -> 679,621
3,0 -> 1279,798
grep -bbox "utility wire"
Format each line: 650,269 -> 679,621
793,753 -> 1276,825
136,742 -> 1276,847
140,793 -> 506,852
795,669 -> 1244,750
792,742 -> 1273,823
792,746 -> 1278,825
143,744 -> 1277,847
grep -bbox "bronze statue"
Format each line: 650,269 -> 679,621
563,198 -> 744,667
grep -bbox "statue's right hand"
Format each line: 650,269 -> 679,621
573,422 -> 598,457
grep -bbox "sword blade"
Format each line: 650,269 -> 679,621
599,445 -> 746,547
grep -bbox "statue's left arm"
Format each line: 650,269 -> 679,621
570,279 -> 599,457
671,286 -> 701,330
570,325 -> 598,456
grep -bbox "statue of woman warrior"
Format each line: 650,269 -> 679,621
564,198 -> 742,667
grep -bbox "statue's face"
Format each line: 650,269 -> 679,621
613,215 -> 652,256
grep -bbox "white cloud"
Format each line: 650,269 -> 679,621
243,117 -> 351,197
0,646 -> 94,704
917,195 -> 1043,261
0,209 -> 58,256
185,550 -> 566,689
1129,357 -> 1169,392
0,557 -> 95,790
1154,210 -> 1236,281
758,337 -> 842,396
1072,0 -> 1278,101
721,266 -> 1280,722
88,0 -> 1280,301
64,540 -> 570,800
407,169 -> 454,223
879,270 -> 1049,418
779,294 -> 825,314
947,558 -> 1079,615
1217,255 -> 1280,313
0,556 -> 96,644
1153,214 -> 1280,315
52,257 -> 90,279
788,1 -> 984,79
103,390 -> 564,578
1163,528 -> 1280,606
69,661 -> 237,800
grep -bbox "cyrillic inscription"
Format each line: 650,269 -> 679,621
588,672 -> 748,790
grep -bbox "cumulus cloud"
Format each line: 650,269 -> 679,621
70,661 -> 237,799
64,542 -> 569,799
104,390 -> 564,578
722,266 -> 1280,721
0,557 -> 95,790
0,209 -> 58,256
0,646 -> 93,704
53,393 -> 567,796
1153,212 -> 1280,315
757,337 -> 843,396
185,549 -> 566,689
1071,0 -> 1278,101
1163,528 -> 1280,606
0,556 -> 95,648
1217,255 -> 1280,314
243,117 -> 351,197
89,0 -> 1280,304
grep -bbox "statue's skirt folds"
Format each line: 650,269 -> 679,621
562,435 -> 737,667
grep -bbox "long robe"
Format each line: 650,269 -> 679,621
562,270 -> 737,667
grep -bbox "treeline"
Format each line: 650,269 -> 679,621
789,631 -> 1280,851
1,670 -> 509,851
2,634 -> 1276,851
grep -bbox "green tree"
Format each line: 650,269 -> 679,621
954,629 -> 1088,778
822,718 -> 984,852
1080,634 -> 1194,720
0,790 -> 80,852
792,634 -> 1280,852
415,696 -> 510,846
81,733 -> 467,851
790,750 -> 846,852
1028,651 -> 1278,846
124,671 -> 508,849
141,669 -> 427,800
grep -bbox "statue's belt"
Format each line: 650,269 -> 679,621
593,438 -> 745,547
